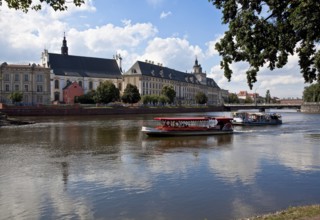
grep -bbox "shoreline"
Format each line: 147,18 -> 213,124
0,105 -> 226,117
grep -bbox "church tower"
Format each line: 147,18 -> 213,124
193,57 -> 207,84
61,33 -> 68,55
193,57 -> 202,73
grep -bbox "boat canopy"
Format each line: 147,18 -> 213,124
154,117 -> 232,122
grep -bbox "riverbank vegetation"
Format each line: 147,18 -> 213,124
246,205 -> 320,220
303,83 -> 320,102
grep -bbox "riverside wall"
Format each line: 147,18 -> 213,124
0,104 -> 226,116
300,102 -> 320,113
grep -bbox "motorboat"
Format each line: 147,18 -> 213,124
141,116 -> 234,137
231,112 -> 282,125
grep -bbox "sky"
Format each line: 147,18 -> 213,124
0,0 -> 308,98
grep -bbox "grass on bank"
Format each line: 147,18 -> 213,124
247,205 -> 320,220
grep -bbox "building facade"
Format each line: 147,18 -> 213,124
122,59 -> 226,105
0,62 -> 51,105
41,36 -> 122,103
63,81 -> 84,104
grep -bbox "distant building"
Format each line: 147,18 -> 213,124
237,90 -> 262,103
41,35 -> 122,103
63,81 -> 84,104
0,62 -> 51,105
279,98 -> 303,105
123,59 -> 226,105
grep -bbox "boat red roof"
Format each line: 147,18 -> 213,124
154,117 -> 232,121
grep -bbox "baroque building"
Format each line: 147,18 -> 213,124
41,35 -> 122,102
0,62 -> 51,105
122,59 -> 227,105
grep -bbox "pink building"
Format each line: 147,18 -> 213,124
63,82 -> 84,104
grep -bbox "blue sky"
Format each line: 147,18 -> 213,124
0,0 -> 306,98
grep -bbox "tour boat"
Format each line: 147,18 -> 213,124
231,112 -> 282,125
141,116 -> 234,137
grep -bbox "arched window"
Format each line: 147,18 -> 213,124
89,81 -> 93,90
54,80 -> 59,89
78,81 -> 83,87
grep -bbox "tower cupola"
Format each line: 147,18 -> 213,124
61,33 -> 68,55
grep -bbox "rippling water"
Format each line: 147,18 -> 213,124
0,111 -> 320,219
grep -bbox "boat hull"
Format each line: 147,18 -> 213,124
141,126 -> 233,137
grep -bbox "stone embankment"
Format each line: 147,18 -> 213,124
0,103 -> 225,116
300,102 -> 320,113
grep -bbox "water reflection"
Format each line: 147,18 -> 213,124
142,135 -> 233,151
1,113 -> 320,219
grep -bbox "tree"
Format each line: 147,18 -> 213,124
265,90 -> 271,104
9,91 -> 23,104
75,90 -> 96,104
2,0 -> 85,12
94,81 -> 119,104
244,96 -> 253,104
303,83 -> 320,102
228,93 -> 239,104
161,85 -> 176,104
195,92 -> 208,105
158,95 -> 169,106
121,84 -> 141,104
209,0 -> 320,89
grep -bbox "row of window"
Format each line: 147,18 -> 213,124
2,73 -> 45,82
3,84 -> 44,92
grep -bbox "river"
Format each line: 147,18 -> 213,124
0,111 -> 320,220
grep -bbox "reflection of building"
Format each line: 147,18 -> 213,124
41,35 -> 122,103
123,59 -> 226,105
0,62 -> 51,105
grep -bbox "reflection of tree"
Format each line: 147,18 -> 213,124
61,162 -> 69,186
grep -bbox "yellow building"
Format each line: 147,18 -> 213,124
0,62 -> 51,105
122,59 -> 226,105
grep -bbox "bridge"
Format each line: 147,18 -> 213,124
224,103 -> 302,111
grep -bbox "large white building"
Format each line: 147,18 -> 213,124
122,59 -> 227,105
41,35 -> 122,102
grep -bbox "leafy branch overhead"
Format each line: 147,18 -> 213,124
2,0 -> 85,12
209,0 -> 320,89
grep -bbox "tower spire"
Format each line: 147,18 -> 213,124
61,32 -> 68,55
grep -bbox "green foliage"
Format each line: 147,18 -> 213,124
209,0 -> 320,89
8,91 -> 23,103
228,93 -> 239,103
141,95 -> 169,106
121,84 -> 141,104
244,96 -> 253,104
158,95 -> 169,105
161,85 -> 176,104
195,92 -> 208,104
303,83 -> 320,102
94,81 -> 120,104
3,0 -> 85,12
75,90 -> 96,104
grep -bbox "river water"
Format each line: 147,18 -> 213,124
0,111 -> 320,220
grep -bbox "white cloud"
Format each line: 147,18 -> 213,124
0,3 -> 157,66
205,34 -> 224,56
68,21 -> 158,55
138,37 -> 203,71
160,11 -> 172,19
